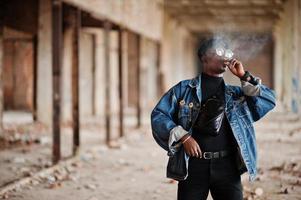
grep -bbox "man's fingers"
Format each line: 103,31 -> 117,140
185,147 -> 191,156
231,60 -> 237,68
224,61 -> 230,65
192,148 -> 197,157
189,149 -> 193,157
186,144 -> 202,158
228,59 -> 235,69
189,147 -> 198,157
194,147 -> 199,157
231,58 -> 237,65
197,146 -> 202,158
233,61 -> 238,68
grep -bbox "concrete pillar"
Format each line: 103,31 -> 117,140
274,0 -> 301,113
95,30 -> 105,119
136,35 -> 141,128
61,28 -> 73,125
140,37 -> 148,126
104,21 -> 111,144
122,31 -> 129,111
298,1 -> 301,108
91,34 -> 96,116
37,0 -> 53,130
291,0 -> 300,113
161,13 -> 197,89
70,26 -> 99,134
140,37 -> 159,125
79,31 -> 94,117
273,25 -> 283,101
297,0 -> 300,112
118,29 -> 124,137
109,30 -> 120,139
0,2 -> 3,135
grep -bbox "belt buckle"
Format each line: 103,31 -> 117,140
203,152 -> 212,159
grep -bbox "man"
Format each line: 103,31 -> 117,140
150,37 -> 276,200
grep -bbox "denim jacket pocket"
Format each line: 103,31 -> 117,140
177,100 -> 191,129
234,97 -> 253,128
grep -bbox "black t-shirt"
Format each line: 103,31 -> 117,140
192,72 -> 238,152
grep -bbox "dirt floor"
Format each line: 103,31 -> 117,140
0,111 -> 300,200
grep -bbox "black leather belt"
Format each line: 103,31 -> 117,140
201,149 -> 235,159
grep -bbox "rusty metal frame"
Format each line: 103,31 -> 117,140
52,0 -> 63,164
70,7 -> 81,155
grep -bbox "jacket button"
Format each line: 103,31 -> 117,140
180,100 -> 185,106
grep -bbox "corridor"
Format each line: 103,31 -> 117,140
0,0 -> 301,199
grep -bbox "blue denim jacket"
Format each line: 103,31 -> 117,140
151,74 -> 276,181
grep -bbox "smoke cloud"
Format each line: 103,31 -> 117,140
211,31 -> 271,61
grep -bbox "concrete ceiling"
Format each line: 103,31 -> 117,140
163,0 -> 286,33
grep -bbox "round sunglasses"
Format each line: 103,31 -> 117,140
215,47 -> 234,60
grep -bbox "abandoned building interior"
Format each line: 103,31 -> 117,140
0,0 -> 301,199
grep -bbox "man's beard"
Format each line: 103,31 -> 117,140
217,65 -> 227,73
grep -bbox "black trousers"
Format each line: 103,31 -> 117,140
177,154 -> 243,200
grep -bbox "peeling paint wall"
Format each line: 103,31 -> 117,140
274,0 -> 301,113
37,0 -> 53,129
140,37 -> 159,124
161,13 -> 198,90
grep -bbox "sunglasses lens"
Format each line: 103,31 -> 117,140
215,48 -> 224,57
225,49 -> 234,59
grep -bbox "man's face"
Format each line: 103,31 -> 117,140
203,48 -> 229,74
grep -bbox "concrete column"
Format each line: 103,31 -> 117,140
0,1 -> 3,135
79,31 -> 94,117
104,21 -> 111,144
291,0 -> 299,113
140,37 -> 158,125
297,0 -> 301,113
91,34 -> 96,116
139,37 -> 147,126
95,30 -> 105,119
298,1 -> 301,109
118,29 -> 124,137
136,35 -> 141,128
274,0 -> 301,113
122,31 -> 129,110
37,0 -> 53,130
273,25 -> 282,101
61,28 -> 73,125
156,43 -> 164,97
161,13 -> 196,89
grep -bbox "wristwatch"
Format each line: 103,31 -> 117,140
240,71 -> 251,81
240,71 -> 260,85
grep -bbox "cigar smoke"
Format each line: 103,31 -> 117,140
212,31 -> 271,62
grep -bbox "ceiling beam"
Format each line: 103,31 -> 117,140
166,8 -> 281,17
176,14 -> 277,22
164,0 -> 285,8
180,17 -> 275,33
162,0 -> 285,33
